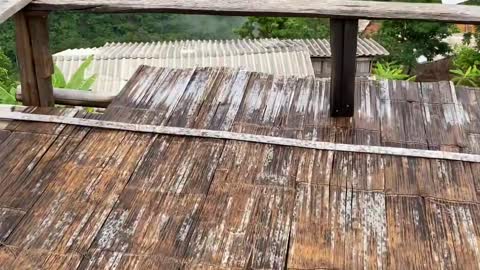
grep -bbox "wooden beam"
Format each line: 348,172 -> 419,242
2,111 -> 480,163
16,87 -> 115,107
0,0 -> 32,24
330,18 -> 358,117
27,0 -> 480,24
14,11 -> 54,107
14,11 -> 38,105
27,12 -> 54,106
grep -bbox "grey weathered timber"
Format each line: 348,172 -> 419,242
27,12 -> 54,106
3,111 -> 480,163
14,11 -> 54,107
16,87 -> 114,107
27,0 -> 480,24
330,19 -> 358,117
14,11 -> 39,105
0,0 -> 31,23
2,69 -> 480,269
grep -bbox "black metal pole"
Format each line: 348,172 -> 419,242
330,18 -> 358,117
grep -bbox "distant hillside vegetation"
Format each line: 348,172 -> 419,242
0,13 -> 246,64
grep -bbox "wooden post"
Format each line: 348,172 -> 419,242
330,18 -> 358,117
14,11 -> 54,107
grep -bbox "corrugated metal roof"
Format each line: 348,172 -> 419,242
55,38 -> 388,60
54,39 -> 316,94
53,38 -> 388,94
286,38 -> 389,57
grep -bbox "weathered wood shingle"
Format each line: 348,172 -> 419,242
1,67 -> 480,269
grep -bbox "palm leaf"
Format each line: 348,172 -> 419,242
79,74 -> 97,91
407,75 -> 417,82
450,69 -> 465,76
465,66 -> 473,77
66,55 -> 94,89
470,79 -> 479,88
52,65 -> 67,88
0,84 -> 16,104
374,61 -> 410,81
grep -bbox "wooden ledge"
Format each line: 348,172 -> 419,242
27,0 -> 480,24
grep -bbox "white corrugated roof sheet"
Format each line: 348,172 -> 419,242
53,38 -> 388,94
289,38 -> 389,57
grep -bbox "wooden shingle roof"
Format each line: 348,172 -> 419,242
1,67 -> 480,268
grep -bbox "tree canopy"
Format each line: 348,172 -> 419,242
374,20 -> 452,71
0,13 -> 245,63
0,49 -> 17,104
235,17 -> 329,39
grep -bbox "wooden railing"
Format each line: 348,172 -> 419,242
3,0 -> 480,116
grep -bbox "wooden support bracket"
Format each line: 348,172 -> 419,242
329,18 -> 358,117
14,11 -> 54,107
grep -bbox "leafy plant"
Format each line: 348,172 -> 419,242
0,84 -> 16,104
450,65 -> 480,87
373,62 -> 416,81
452,46 -> 480,72
375,20 -> 452,72
53,55 -> 97,91
0,49 -> 17,104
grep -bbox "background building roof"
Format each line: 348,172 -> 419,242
54,39 -> 315,94
286,38 -> 389,57
53,38 -> 388,94
55,38 -> 388,60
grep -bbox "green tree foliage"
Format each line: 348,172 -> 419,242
453,46 -> 480,71
0,49 -> 17,104
450,47 -> 480,87
0,13 -> 245,65
235,17 -> 329,39
370,0 -> 453,72
375,20 -> 452,72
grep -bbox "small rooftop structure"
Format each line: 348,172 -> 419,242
1,67 -> 480,268
53,38 -> 388,94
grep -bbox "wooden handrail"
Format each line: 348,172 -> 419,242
28,0 -> 480,24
